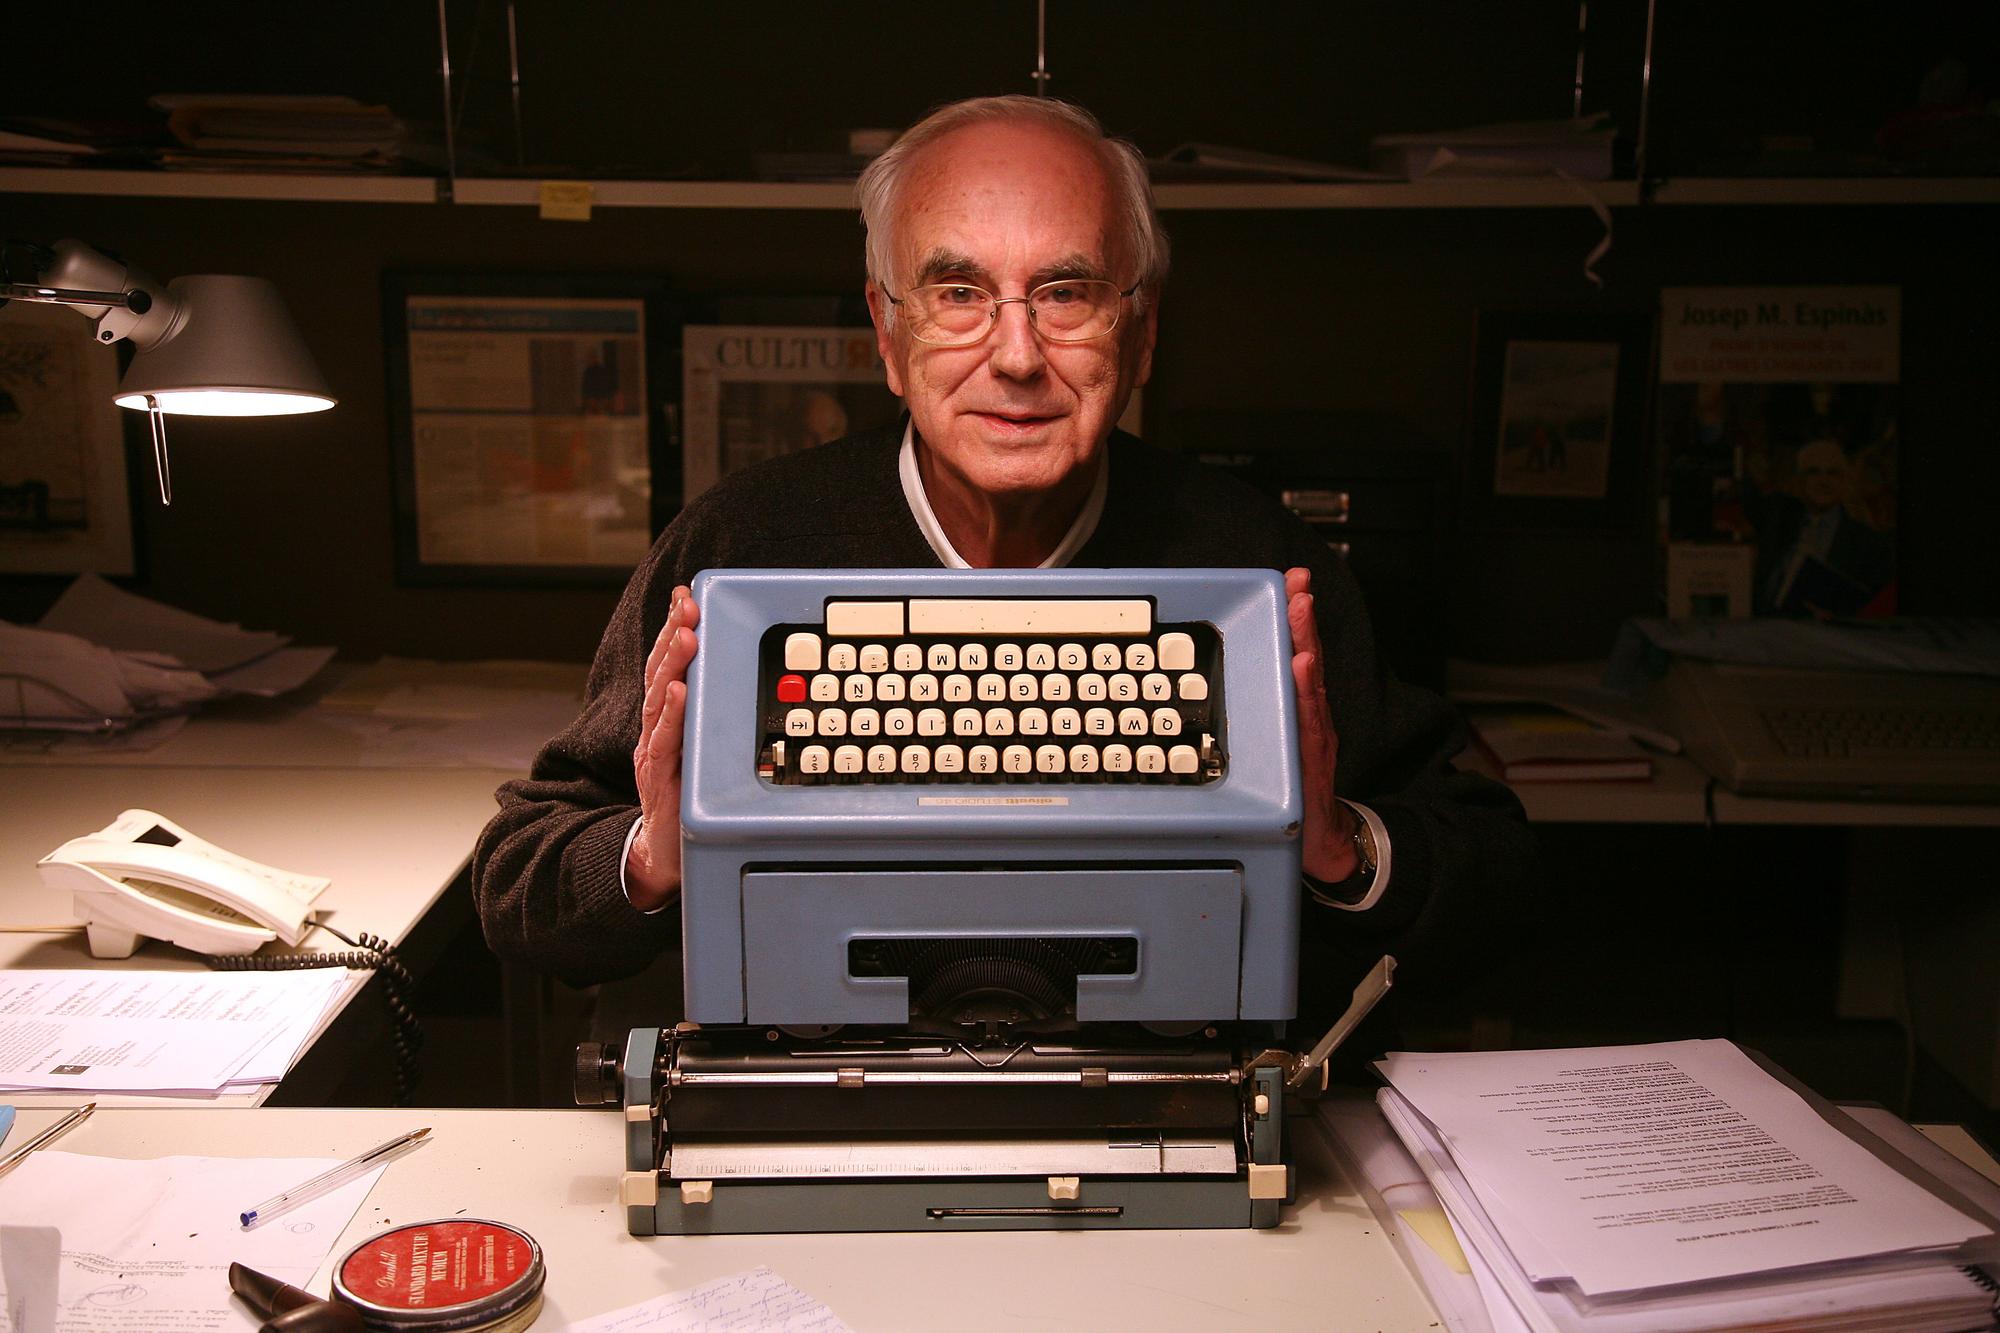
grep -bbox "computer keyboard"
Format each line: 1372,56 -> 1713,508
757,597 -> 1224,783
1657,659 -> 2000,800
1762,705 -> 2000,759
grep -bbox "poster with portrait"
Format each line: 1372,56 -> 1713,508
0,302 -> 136,575
387,283 -> 660,585
1658,286 -> 1900,618
681,325 -> 901,503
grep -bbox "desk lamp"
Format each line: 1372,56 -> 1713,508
0,238 -> 335,504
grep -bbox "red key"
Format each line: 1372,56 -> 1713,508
776,674 -> 807,703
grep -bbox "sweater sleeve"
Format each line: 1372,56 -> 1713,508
1289,526 -> 1540,1032
470,525 -> 688,987
470,428 -> 918,987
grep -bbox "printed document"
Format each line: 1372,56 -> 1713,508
0,969 -> 348,1094
1374,1087 -> 1996,1333
1377,1039 -> 1991,1295
0,1149 -> 382,1332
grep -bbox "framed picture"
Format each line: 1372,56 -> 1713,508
0,301 -> 140,575
383,272 -> 680,586
1462,310 -> 1653,533
678,295 -> 901,506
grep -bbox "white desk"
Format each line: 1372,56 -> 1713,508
1461,749 -> 2000,828
0,1103 -> 1442,1332
0,660 -> 585,1108
1459,738 -> 2000,1110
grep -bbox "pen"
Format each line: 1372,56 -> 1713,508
0,1101 -> 95,1180
240,1126 -> 430,1229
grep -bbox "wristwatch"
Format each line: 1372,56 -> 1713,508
1303,801 -> 1377,906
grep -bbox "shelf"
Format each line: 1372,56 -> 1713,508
1153,179 -> 1640,209
8,166 -> 1998,211
1648,176 -> 2000,206
0,165 -> 438,204
457,176 -> 1643,211
447,177 -> 855,209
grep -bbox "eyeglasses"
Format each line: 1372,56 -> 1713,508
883,278 -> 1140,347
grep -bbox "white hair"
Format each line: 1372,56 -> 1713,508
856,95 -> 1170,318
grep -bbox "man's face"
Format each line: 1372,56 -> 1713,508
867,120 -> 1157,499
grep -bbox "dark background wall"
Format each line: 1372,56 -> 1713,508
5,1 -> 1996,666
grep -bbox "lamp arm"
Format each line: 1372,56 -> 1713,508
0,282 -> 152,311
1,239 -> 178,348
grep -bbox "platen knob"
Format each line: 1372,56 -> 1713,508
573,1040 -> 623,1105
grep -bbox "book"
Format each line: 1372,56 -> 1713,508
1462,702 -> 1653,782
1656,287 -> 1901,619
1665,542 -> 1755,619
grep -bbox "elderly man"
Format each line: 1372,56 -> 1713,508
1754,437 -> 1895,615
473,95 -> 1532,1031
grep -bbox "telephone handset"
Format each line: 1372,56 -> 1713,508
38,808 -> 331,960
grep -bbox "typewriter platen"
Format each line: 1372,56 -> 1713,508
578,568 -> 1388,1234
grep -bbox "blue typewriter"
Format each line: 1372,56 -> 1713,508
578,569 -> 1387,1234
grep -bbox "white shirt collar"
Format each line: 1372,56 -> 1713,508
897,420 -> 1108,569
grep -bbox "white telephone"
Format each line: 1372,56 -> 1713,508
38,809 -> 331,959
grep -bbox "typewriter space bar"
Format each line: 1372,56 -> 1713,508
904,598 -> 1152,635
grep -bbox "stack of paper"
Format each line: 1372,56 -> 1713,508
150,93 -> 405,172
1332,1040 -> 2000,1333
2,575 -> 332,740
1370,116 -> 1615,181
0,969 -> 350,1096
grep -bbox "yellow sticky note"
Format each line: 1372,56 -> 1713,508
1396,1206 -> 1471,1274
539,181 -> 593,221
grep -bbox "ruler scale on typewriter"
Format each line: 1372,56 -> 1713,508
580,569 -> 1388,1235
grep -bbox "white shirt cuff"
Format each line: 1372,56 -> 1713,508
1309,800 -> 1392,913
619,813 -> 673,916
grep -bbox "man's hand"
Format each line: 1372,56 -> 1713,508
627,585 -> 699,911
1285,567 -> 1360,882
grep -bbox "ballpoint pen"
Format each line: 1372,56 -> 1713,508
240,1127 -> 430,1229
0,1101 -> 95,1180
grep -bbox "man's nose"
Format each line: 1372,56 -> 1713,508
987,297 -> 1046,379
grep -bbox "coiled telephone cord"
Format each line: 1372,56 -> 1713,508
206,924 -> 424,1106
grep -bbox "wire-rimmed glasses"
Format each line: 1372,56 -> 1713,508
883,278 -> 1140,347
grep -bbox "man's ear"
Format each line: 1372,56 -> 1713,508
1130,299 -> 1160,390
866,283 -> 906,398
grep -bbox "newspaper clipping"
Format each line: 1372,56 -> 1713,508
405,295 -> 650,571
1493,339 -> 1620,500
1658,286 -> 1899,618
682,325 -> 900,502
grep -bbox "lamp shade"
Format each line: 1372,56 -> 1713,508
113,275 -> 335,416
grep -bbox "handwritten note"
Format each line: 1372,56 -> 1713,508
566,1267 -> 850,1332
0,1150 -> 382,1331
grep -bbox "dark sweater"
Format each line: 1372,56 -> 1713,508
472,425 -> 1535,1026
